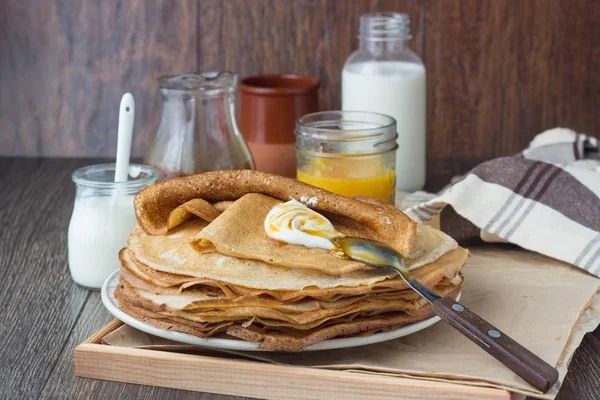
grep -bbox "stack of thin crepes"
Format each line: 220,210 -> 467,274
115,170 -> 469,351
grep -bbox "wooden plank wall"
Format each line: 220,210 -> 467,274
1,0 -> 598,178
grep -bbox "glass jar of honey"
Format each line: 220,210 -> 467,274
295,111 -> 398,204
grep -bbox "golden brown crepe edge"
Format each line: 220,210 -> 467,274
133,170 -> 416,255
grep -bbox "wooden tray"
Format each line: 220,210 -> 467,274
75,319 -> 526,400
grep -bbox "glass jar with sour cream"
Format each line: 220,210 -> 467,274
68,164 -> 158,290
295,111 -> 398,204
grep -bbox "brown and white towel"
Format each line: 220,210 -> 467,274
401,128 -> 600,277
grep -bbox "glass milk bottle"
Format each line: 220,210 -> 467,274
342,12 -> 426,192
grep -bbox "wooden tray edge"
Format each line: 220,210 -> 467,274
74,319 -> 518,400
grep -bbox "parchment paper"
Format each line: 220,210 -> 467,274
102,248 -> 600,399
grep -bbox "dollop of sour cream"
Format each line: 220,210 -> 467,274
264,199 -> 343,250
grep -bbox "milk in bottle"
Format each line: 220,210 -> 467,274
342,13 -> 426,192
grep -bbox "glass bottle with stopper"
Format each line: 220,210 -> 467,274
145,72 -> 255,179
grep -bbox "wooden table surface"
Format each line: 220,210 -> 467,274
1,157 -> 599,400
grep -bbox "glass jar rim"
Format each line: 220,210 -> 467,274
72,164 -> 159,189
295,111 -> 397,155
295,110 -> 397,140
157,71 -> 237,91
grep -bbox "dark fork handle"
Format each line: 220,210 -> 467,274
432,296 -> 559,393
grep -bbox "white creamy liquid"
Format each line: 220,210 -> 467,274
342,61 -> 426,192
68,194 -> 137,289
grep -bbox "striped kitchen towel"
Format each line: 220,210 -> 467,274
401,128 -> 600,277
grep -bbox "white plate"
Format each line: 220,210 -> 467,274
102,270 -> 457,352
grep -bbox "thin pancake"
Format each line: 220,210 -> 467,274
166,198 -> 221,231
117,274 -> 460,326
192,194 -> 456,274
133,170 -> 417,256
191,194 -> 371,275
126,218 -> 468,297
128,220 -> 399,290
116,285 -> 461,351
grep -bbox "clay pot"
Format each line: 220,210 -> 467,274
238,74 -> 319,177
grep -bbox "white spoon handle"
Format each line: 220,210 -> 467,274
114,93 -> 135,183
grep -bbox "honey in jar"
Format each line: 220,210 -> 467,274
295,111 -> 398,204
